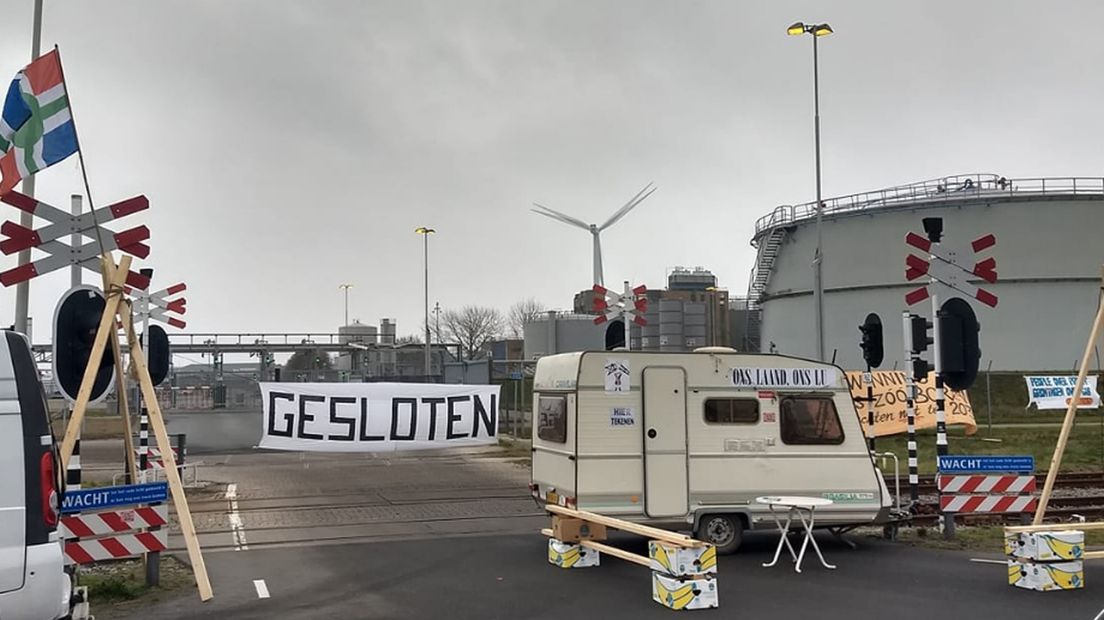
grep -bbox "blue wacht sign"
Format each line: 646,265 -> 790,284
60,482 -> 169,514
937,455 -> 1035,474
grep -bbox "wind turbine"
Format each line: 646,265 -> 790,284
531,183 -> 656,286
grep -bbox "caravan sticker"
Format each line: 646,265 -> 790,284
730,367 -> 839,389
610,407 -> 635,426
604,358 -> 630,393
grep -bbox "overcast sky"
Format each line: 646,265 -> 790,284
2,1 -> 1103,347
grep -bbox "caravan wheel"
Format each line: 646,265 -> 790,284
696,514 -> 743,554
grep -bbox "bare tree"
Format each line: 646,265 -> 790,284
441,305 -> 504,359
285,348 -> 333,370
507,298 -> 545,338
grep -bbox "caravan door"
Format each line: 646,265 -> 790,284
642,366 -> 688,518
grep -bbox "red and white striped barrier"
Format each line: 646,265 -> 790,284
134,447 -> 180,470
64,530 -> 167,565
939,494 -> 1037,514
60,505 -> 167,539
937,474 -> 1036,495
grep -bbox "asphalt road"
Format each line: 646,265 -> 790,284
116,533 -> 1104,620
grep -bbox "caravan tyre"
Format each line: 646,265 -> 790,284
696,514 -> 743,554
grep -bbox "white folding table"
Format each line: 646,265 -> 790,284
755,495 -> 837,573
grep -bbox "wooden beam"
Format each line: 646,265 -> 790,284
539,527 -> 653,568
580,539 -> 653,568
1006,521 -> 1104,533
60,254 -> 131,470
544,505 -> 704,547
110,321 -> 137,483
1033,265 -> 1104,525
1083,550 -> 1104,560
122,297 -> 213,601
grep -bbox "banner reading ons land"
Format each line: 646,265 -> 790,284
259,382 -> 501,453
844,371 -> 977,438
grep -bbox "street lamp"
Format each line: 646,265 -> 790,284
415,227 -> 436,379
338,283 -> 353,327
788,20 -> 833,362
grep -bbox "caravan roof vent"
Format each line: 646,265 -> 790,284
694,346 -> 737,354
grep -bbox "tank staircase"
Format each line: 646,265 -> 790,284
743,226 -> 788,352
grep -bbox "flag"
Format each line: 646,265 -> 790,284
0,49 -> 79,196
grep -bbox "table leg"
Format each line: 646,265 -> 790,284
795,507 -> 836,572
762,504 -> 798,568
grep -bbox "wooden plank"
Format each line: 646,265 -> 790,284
60,254 -> 131,470
111,330 -> 138,483
580,539 -> 653,568
1006,521 -> 1104,533
1083,550 -> 1104,560
122,299 -> 213,601
544,504 -> 704,547
541,528 -> 554,537
1033,265 -> 1104,525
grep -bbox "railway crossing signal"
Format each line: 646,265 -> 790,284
858,313 -> 884,369
53,286 -> 115,402
938,297 -> 981,391
592,282 -> 648,351
128,282 -> 187,329
0,191 -> 152,289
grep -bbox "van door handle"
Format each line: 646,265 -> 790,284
647,428 -> 657,439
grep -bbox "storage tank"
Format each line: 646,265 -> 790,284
523,312 -> 605,358
379,319 -> 396,346
683,302 -> 707,350
339,321 -> 378,345
659,299 -> 684,352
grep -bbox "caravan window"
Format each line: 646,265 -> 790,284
537,396 -> 567,443
704,398 -> 759,424
780,395 -> 844,445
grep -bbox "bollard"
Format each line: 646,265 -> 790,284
175,433 -> 187,480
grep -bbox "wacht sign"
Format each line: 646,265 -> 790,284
259,383 -> 501,453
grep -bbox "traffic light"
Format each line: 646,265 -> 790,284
53,286 -> 115,402
604,322 -> 625,350
939,297 -> 981,391
144,324 -> 170,386
858,313 -> 884,368
907,313 -> 933,381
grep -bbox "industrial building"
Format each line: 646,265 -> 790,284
333,318 -> 453,379
748,174 -> 1103,371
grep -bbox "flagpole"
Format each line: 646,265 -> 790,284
52,45 -> 108,257
13,0 -> 44,335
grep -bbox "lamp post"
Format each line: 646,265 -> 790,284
338,283 -> 352,327
788,20 -> 833,362
415,227 -> 435,379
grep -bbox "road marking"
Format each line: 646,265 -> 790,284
226,483 -> 249,551
253,579 -> 270,599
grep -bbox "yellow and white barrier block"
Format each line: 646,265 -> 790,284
1004,530 -> 1084,562
1008,559 -> 1084,591
648,541 -> 717,577
548,538 -> 600,569
651,572 -> 718,611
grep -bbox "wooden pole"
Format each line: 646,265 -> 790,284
1033,265 -> 1104,525
110,330 -> 137,483
59,254 -> 131,470
545,504 -> 705,547
121,302 -> 212,601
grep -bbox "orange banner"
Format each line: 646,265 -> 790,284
845,371 -> 977,437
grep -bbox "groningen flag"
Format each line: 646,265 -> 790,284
0,49 -> 79,196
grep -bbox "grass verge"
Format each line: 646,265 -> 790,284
893,525 -> 1104,552
78,555 -> 193,610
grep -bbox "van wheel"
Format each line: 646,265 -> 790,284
696,514 -> 743,554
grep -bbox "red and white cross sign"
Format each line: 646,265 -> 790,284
0,190 -> 151,289
592,283 -> 648,326
127,282 -> 187,329
904,231 -> 998,308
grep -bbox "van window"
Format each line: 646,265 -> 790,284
780,395 -> 844,445
704,398 -> 759,424
537,396 -> 567,443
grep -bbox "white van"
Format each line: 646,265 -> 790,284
529,349 -> 895,552
0,330 -> 71,619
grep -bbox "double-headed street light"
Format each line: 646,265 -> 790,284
415,227 -> 436,379
788,20 -> 833,362
338,283 -> 353,327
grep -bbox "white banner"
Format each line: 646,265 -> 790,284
259,382 -> 501,452
1025,376 -> 1100,410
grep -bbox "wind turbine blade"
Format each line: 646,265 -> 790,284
531,203 -> 591,229
599,183 -> 656,231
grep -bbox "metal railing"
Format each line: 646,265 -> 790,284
166,332 -> 352,347
752,174 -> 1104,241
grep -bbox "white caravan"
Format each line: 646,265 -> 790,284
529,348 -> 895,552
